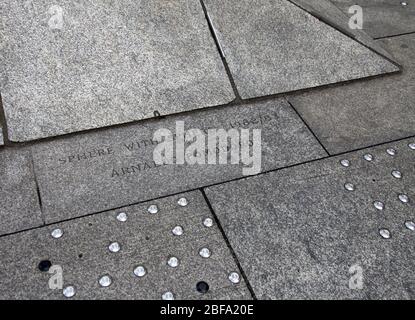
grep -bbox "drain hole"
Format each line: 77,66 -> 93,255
38,260 -> 52,272
196,281 -> 209,294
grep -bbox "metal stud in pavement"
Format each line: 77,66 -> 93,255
203,218 -> 214,228
162,291 -> 175,300
379,229 -> 391,239
99,275 -> 112,287
51,228 -> 63,239
147,205 -> 158,214
177,197 -> 189,207
374,201 -> 385,211
116,212 -> 128,222
228,272 -> 241,284
63,286 -> 76,298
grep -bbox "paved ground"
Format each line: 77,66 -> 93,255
0,0 -> 414,300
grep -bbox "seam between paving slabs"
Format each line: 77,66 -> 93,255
374,31 -> 415,40
286,99 -> 330,156
1,133 -> 415,239
28,149 -> 45,225
285,0 -> 403,70
0,93 -> 9,145
201,188 -> 258,300
199,0 -> 242,102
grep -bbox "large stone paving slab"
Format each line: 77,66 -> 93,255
290,0 -> 398,62
0,191 -> 251,300
202,0 -> 399,99
0,0 -> 234,142
288,34 -> 415,155
205,138 -> 415,299
331,0 -> 415,39
0,148 -> 43,236
31,98 -> 327,223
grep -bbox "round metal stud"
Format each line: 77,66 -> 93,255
51,228 -> 63,239
199,247 -> 211,258
177,197 -> 189,207
203,218 -> 214,228
172,226 -> 184,236
162,291 -> 175,300
62,286 -> 76,298
108,242 -> 121,253
344,183 -> 355,192
373,201 -> 384,211
147,204 -> 158,214
99,275 -> 112,287
391,170 -> 402,179
405,221 -> 415,231
398,194 -> 409,203
409,142 -> 415,150
363,154 -> 373,162
401,2 -> 408,6
116,212 -> 128,222
133,266 -> 146,277
167,256 -> 179,268
340,159 -> 350,167
196,281 -> 209,294
386,148 -> 396,156
228,272 -> 241,284
379,229 -> 391,239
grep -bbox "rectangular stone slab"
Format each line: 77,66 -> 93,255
287,34 -> 415,154
205,138 -> 415,299
0,0 -> 234,142
0,191 -> 251,300
202,0 -> 398,99
331,0 -> 415,38
0,148 -> 44,235
31,98 -> 327,223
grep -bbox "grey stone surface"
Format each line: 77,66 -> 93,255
0,0 -> 234,142
0,191 -> 251,300
31,98 -> 327,223
205,138 -> 415,299
287,34 -> 415,155
0,126 -> 3,146
0,148 -> 43,236
203,0 -> 399,99
331,0 -> 415,39
291,0 -> 398,62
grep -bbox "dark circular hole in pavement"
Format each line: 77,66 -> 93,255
196,281 -> 209,294
38,260 -> 52,272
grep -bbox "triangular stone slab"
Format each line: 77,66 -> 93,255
290,0 -> 399,63
203,0 -> 400,99
0,0 -> 234,142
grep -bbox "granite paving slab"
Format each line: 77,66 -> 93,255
0,191 -> 251,300
331,0 -> 415,39
290,0 -> 398,62
0,0 -> 234,142
202,0 -> 399,99
205,138 -> 415,299
0,148 -> 43,236
287,34 -> 415,155
31,98 -> 327,223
